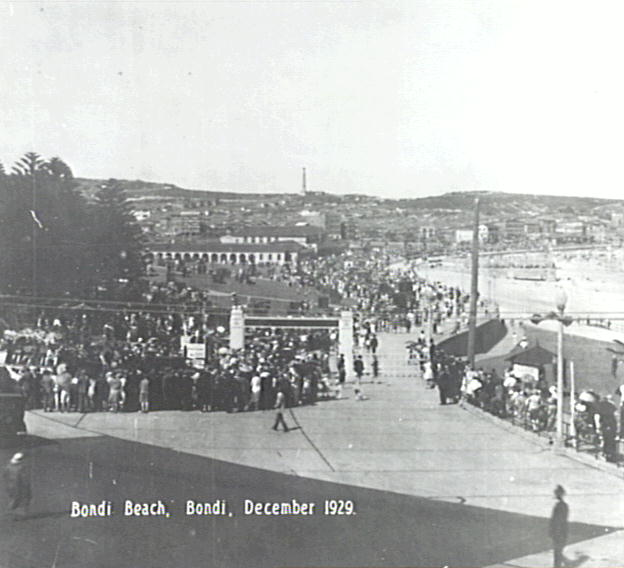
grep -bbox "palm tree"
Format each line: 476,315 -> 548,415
11,152 -> 45,176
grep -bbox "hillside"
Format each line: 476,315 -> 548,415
74,178 -> 274,201
396,191 -> 621,217
73,178 -> 623,227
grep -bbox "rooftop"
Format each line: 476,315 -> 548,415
505,344 -> 555,367
147,241 -> 307,253
226,225 -> 324,237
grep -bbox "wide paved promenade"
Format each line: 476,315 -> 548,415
2,332 -> 623,567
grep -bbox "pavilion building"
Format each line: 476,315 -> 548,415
145,241 -> 305,266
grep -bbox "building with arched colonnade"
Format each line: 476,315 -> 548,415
145,241 -> 306,266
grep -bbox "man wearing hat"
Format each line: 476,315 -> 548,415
616,384 -> 624,439
549,485 -> 569,568
4,452 -> 31,519
597,395 -> 618,462
272,378 -> 290,433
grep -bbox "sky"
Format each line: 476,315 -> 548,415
2,0 -> 624,199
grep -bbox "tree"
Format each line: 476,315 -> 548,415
11,152 -> 45,176
92,179 -> 145,286
43,157 -> 73,180
1,155 -> 146,300
0,153 -> 96,296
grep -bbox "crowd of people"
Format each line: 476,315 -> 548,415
4,246 -> 623,468
572,391 -> 621,461
23,247 -> 624,458
153,249 -> 488,334
1,310 -> 340,417
449,354 -> 624,463
399,294 -> 624,465
0,251 -> 487,420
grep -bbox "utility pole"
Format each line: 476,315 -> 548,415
554,288 -> 568,447
467,198 -> 480,368
302,167 -> 307,195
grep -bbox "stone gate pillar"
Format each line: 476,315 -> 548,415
229,305 -> 245,351
339,310 -> 355,381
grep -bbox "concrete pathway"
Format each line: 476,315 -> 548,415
485,530 -> 624,568
24,330 -> 624,566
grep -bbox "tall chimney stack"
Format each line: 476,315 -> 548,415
302,167 -> 307,194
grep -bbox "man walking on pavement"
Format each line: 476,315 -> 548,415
337,354 -> 346,399
354,355 -> 365,400
4,452 -> 31,520
549,485 -> 569,568
272,385 -> 290,432
436,364 -> 449,405
354,355 -> 364,382
139,372 -> 150,413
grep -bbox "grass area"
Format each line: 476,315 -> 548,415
182,273 -> 321,303
477,325 -> 621,397
148,267 -> 325,314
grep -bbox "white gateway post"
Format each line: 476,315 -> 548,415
339,310 -> 355,381
229,305 -> 245,351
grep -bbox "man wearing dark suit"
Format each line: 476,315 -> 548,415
337,355 -> 346,385
549,485 -> 569,568
4,453 -> 31,519
353,356 -> 364,381
428,339 -> 436,366
436,365 -> 449,405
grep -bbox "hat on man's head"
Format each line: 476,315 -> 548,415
10,452 -> 24,464
554,484 -> 565,497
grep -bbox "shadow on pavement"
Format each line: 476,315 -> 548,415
0,435 -> 618,568
566,553 -> 591,567
0,434 -> 58,450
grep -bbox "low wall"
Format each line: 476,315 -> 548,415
438,318 -> 507,358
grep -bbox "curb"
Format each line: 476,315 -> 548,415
461,402 -> 624,478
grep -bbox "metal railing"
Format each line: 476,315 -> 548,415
469,398 -> 624,468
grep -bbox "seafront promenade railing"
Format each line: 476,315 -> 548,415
466,396 -> 624,470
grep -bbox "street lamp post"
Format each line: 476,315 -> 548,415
530,288 -> 572,447
555,288 -> 568,445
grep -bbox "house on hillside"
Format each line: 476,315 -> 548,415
455,224 -> 489,244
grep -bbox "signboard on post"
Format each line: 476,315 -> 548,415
185,343 -> 206,368
512,363 -> 539,383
